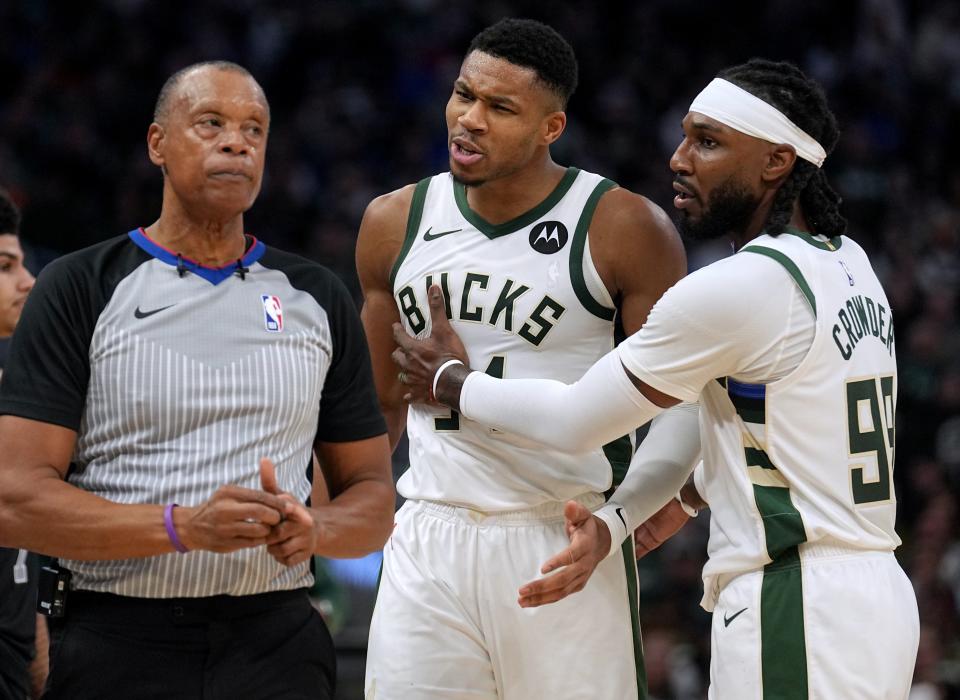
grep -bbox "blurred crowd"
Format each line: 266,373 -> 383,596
1,0 -> 958,697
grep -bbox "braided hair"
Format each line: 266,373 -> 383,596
718,59 -> 847,237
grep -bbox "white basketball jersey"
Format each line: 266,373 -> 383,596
698,231 -> 900,604
392,168 -> 632,510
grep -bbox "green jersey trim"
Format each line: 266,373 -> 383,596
605,431 -> 644,697
603,434 -> 634,495
753,484 -> 808,561
741,245 -> 817,319
783,227 -> 843,251
389,177 -> 432,290
570,178 -> 618,321
452,167 -> 580,239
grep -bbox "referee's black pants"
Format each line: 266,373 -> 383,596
43,588 -> 335,699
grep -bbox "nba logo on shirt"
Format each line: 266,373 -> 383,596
261,294 -> 283,332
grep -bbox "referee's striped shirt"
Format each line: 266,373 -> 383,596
0,228 -> 386,598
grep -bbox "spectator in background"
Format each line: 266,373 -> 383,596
0,188 -> 43,700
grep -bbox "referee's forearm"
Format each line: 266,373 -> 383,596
309,479 -> 395,558
0,475 -> 173,559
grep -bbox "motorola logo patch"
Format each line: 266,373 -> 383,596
529,221 -> 569,255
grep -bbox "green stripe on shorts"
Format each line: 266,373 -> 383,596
761,546 -> 808,699
620,539 -> 647,699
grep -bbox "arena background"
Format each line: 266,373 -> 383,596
1,1 -> 959,697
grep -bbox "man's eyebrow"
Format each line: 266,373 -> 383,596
454,79 -> 519,107
191,104 -> 267,121
0,252 -> 18,260
489,95 -> 519,107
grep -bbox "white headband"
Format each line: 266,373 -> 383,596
689,78 -> 827,167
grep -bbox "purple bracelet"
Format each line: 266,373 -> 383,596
163,503 -> 189,553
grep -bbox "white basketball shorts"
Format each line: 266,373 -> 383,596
365,495 -> 644,699
709,542 -> 919,699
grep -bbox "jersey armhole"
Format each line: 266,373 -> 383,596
742,245 -> 817,319
388,176 -> 431,291
569,178 -> 617,321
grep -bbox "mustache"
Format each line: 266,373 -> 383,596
673,175 -> 699,199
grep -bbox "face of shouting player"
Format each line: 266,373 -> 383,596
445,50 -> 566,188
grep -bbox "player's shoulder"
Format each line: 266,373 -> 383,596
671,249 -> 789,309
361,182 -> 421,232
356,181 -> 428,287
592,185 -> 680,248
587,182 -> 685,284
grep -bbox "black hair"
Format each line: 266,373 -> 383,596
153,60 -> 265,123
467,18 -> 578,108
0,189 -> 21,236
718,58 -> 847,237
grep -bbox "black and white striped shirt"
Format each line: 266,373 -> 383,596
0,229 -> 386,597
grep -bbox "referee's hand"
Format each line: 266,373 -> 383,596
260,457 -> 318,567
175,484 -> 289,553
517,500 -> 610,608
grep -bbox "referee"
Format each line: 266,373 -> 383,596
0,61 -> 393,699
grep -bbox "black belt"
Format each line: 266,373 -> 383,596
64,588 -> 310,626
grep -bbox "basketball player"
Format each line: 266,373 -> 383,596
357,18 -> 697,700
394,59 -> 920,699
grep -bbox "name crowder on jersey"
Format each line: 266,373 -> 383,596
832,292 -> 894,360
396,271 -> 566,347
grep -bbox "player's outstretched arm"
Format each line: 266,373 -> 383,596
517,499 -> 609,607
393,285 -> 678,451
517,403 -> 701,606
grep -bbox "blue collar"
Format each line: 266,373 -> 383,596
128,228 -> 266,285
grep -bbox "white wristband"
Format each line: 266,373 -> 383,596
433,359 -> 464,400
593,504 -> 631,560
675,490 -> 699,518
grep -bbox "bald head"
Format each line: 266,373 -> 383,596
154,61 -> 269,125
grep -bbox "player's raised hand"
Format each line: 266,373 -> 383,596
633,498 -> 689,559
517,500 -> 611,608
391,284 -> 469,405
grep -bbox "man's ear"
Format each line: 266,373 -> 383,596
541,111 -> 566,146
763,144 -> 797,185
147,123 -> 165,168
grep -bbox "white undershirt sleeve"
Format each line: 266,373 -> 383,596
458,350 -> 667,452
458,250 -> 816,536
594,402 -> 702,558
617,252 -> 815,398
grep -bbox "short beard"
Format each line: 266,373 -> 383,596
451,171 -> 486,188
676,175 -> 760,242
